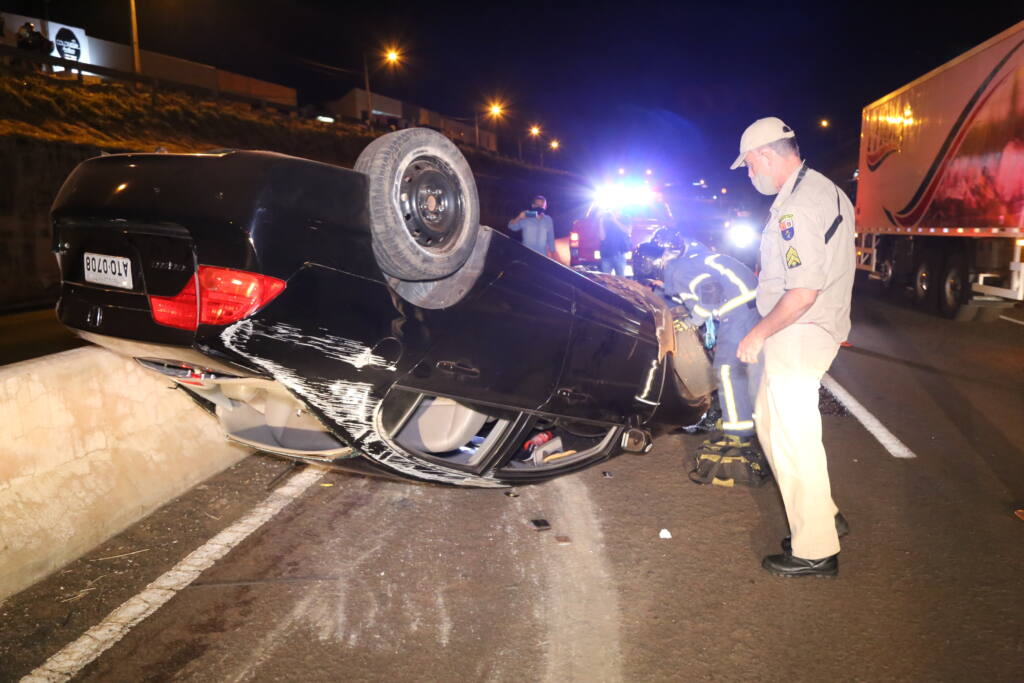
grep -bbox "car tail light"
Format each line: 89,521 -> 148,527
150,275 -> 198,330
198,266 -> 286,325
570,231 -> 580,247
150,266 -> 286,330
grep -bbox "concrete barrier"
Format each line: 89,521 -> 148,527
0,346 -> 251,600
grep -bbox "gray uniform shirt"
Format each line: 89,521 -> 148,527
757,163 -> 856,343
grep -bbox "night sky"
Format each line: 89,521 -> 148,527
6,1 -> 1024,202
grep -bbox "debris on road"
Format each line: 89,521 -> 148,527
89,549 -> 150,562
555,535 -> 572,545
530,519 -> 551,531
602,471 -> 614,478
504,490 -> 519,498
58,588 -> 96,604
659,529 -> 672,539
266,462 -> 305,491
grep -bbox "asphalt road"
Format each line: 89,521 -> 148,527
2,291 -> 1023,682
0,307 -> 84,366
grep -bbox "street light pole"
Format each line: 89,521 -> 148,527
528,126 -> 541,165
474,102 -> 504,152
363,53 -> 374,127
129,0 -> 141,74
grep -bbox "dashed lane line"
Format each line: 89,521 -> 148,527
822,374 -> 918,459
22,466 -> 325,683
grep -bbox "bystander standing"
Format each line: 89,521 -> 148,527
508,195 -> 556,259
598,210 -> 631,276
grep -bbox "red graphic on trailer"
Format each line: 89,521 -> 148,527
885,42 -> 1024,229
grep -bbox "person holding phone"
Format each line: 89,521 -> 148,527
508,195 -> 556,259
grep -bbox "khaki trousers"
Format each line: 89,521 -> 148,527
754,323 -> 841,560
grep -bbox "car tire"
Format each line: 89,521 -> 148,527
386,227 -> 493,309
939,252 -> 969,319
355,128 -> 480,281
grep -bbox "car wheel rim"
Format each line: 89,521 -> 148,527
399,155 -> 464,251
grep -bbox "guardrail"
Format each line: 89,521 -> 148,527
0,43 -> 297,114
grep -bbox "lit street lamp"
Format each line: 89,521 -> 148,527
539,138 -> 561,168
363,46 -> 402,128
820,118 -> 830,128
475,100 -> 505,149
519,124 -> 542,161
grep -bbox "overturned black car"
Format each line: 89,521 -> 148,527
52,129 -> 714,487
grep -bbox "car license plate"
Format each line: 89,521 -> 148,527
83,252 -> 133,289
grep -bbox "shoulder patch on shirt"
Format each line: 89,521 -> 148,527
779,214 -> 795,241
785,246 -> 802,269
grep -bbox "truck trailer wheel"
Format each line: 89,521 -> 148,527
877,255 -> 896,291
355,129 -> 480,282
913,250 -> 939,310
939,253 -> 969,318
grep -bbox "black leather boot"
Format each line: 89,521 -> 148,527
762,552 -> 838,578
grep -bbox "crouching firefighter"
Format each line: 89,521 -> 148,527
661,239 -> 771,487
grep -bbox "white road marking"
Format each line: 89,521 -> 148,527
999,315 -> 1024,326
539,477 -> 623,683
22,467 -> 325,683
821,374 -> 918,459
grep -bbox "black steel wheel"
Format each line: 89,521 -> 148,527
355,129 -> 480,281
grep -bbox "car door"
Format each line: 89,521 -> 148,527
548,276 -> 663,424
398,245 -> 574,412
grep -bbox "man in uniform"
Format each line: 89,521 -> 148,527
661,238 -> 767,485
732,117 -> 855,578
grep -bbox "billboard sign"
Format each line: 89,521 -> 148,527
45,22 -> 91,72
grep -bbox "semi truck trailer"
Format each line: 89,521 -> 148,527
855,20 -> 1024,319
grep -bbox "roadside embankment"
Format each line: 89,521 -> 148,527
0,346 -> 251,600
